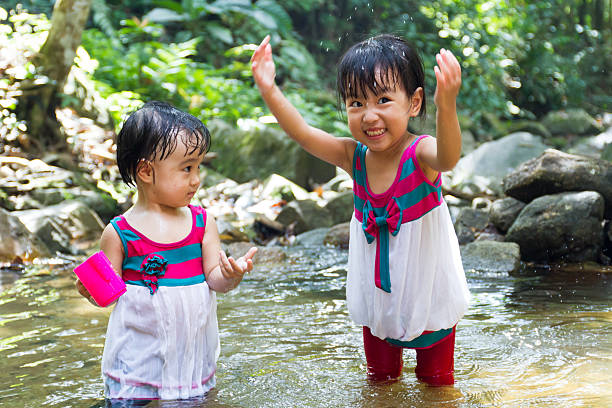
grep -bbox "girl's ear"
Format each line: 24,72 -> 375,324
409,87 -> 424,117
136,159 -> 155,184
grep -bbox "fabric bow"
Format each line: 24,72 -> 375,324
362,198 -> 402,293
140,254 -> 168,295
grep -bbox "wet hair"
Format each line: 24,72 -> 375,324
115,101 -> 210,186
337,34 -> 426,118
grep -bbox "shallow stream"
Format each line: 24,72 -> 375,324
0,246 -> 611,407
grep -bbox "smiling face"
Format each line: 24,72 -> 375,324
143,131 -> 205,208
344,70 -> 422,152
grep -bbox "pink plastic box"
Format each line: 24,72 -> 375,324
74,251 -> 126,307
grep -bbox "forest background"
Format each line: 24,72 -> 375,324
0,0 -> 611,169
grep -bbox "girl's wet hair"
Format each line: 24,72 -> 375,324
116,101 -> 211,186
337,34 -> 426,118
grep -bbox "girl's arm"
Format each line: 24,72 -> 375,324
416,48 -> 462,177
251,35 -> 355,174
201,212 -> 256,293
76,224 -> 124,306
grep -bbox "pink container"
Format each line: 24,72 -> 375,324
74,251 -> 126,307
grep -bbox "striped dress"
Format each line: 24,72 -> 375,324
101,205 -> 219,400
347,136 -> 470,347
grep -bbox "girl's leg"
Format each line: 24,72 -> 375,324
414,327 -> 455,386
362,326 -> 403,381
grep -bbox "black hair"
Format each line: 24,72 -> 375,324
116,101 -> 211,186
337,34 -> 426,118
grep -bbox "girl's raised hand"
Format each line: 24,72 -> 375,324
433,48 -> 462,110
250,35 -> 276,95
219,247 -> 257,280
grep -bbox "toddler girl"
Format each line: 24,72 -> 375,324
77,101 -> 256,399
251,34 -> 469,386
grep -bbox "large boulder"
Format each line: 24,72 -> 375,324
15,200 -> 105,253
207,119 -> 334,188
447,132 -> 549,196
0,208 -> 50,261
505,191 -> 604,263
541,109 -> 603,136
502,149 -> 612,218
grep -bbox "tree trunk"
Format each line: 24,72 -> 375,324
16,0 -> 92,153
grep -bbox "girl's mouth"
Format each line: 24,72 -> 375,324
365,128 -> 386,138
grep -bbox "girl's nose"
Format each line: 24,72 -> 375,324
190,172 -> 200,187
362,106 -> 379,123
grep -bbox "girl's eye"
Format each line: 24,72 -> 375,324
378,97 -> 391,104
348,100 -> 362,108
184,166 -> 192,172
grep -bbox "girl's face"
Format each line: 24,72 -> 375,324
146,133 -> 205,208
344,72 -> 421,153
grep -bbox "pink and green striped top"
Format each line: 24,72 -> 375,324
110,205 -> 207,294
352,135 -> 443,293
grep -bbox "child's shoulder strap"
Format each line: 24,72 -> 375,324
189,204 -> 208,241
109,215 -> 133,260
352,142 -> 368,188
408,135 -> 431,157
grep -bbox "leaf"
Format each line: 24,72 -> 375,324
254,0 -> 292,33
143,8 -> 186,23
205,24 -> 233,44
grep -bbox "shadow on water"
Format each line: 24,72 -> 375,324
0,248 -> 611,407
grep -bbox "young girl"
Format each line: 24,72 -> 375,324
76,101 -> 257,400
251,34 -> 469,386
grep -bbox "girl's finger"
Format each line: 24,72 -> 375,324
436,51 -> 449,75
219,250 -> 232,274
228,256 -> 246,275
434,65 -> 445,86
250,35 -> 270,63
244,247 -> 258,261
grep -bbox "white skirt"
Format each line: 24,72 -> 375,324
102,282 -> 219,400
347,201 -> 470,342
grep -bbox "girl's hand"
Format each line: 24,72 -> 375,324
219,247 -> 257,281
250,35 -> 276,95
433,48 -> 462,110
75,278 -> 98,306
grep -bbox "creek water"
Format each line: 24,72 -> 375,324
0,246 -> 611,407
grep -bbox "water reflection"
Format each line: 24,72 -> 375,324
0,247 -> 611,407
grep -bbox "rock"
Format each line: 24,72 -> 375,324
541,109 -> 604,136
507,119 -> 552,139
0,208 -> 50,261
15,200 -> 105,252
294,149 -> 336,190
447,132 -> 549,196
489,197 -> 525,233
460,241 -> 521,274
322,169 -> 352,192
453,207 -> 489,245
324,191 -> 354,224
295,227 -> 330,246
261,174 -> 310,202
275,199 -> 333,235
224,242 -> 287,265
216,219 -> 250,243
602,143 -> 612,163
502,149 -> 612,217
568,126 -> 612,159
323,222 -> 350,249
505,191 -> 604,262
206,119 -> 302,184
